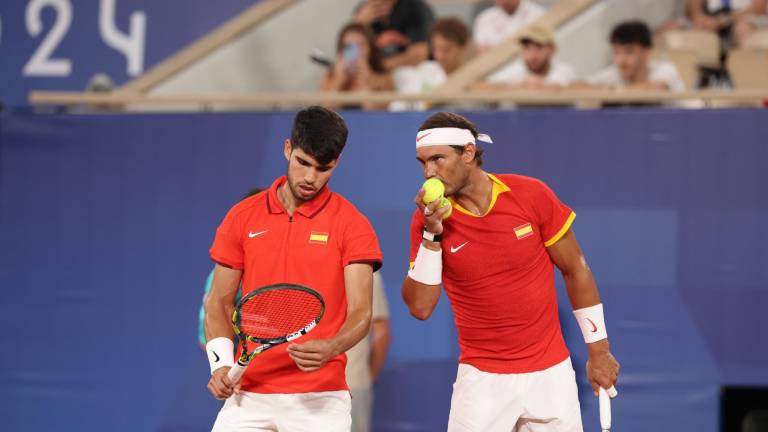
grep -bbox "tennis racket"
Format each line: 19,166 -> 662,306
226,283 -> 325,383
599,386 -> 617,431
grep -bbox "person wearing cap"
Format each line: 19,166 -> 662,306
474,24 -> 575,91
402,111 -> 620,431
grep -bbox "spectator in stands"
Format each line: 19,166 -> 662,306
689,0 -> 768,48
431,17 -> 473,76
390,17 -> 472,109
321,23 -> 394,110
473,0 -> 546,52
589,21 -> 686,91
472,24 -> 575,90
354,0 -> 435,70
659,0 -> 768,49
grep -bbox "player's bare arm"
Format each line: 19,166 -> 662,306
547,229 -> 620,395
383,42 -> 429,70
288,263 -> 374,371
402,189 -> 450,320
204,263 -> 243,399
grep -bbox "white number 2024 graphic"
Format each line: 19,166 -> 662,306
22,0 -> 146,77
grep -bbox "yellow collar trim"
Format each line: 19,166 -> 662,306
449,173 -> 511,218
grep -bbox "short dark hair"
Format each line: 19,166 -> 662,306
290,106 -> 348,165
430,17 -> 470,47
610,20 -> 652,48
418,112 -> 484,167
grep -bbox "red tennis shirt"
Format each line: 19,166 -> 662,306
410,173 -> 576,373
211,176 -> 382,393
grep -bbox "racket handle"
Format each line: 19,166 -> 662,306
227,362 -> 248,383
599,387 -> 612,431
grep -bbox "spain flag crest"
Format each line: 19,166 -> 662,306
309,231 -> 329,244
514,223 -> 533,240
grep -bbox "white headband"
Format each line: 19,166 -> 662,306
416,128 -> 493,149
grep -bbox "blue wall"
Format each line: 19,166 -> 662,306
1,109 -> 766,431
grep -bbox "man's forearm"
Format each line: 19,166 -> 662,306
563,268 -> 602,310
402,278 -> 441,319
329,307 -> 372,357
204,265 -> 242,343
383,43 -> 429,70
204,297 -> 235,342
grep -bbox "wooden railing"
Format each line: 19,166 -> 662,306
28,89 -> 768,110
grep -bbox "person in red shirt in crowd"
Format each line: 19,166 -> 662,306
402,112 -> 620,431
204,106 -> 383,431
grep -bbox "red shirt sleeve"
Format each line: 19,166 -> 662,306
209,205 -> 245,269
528,179 -> 575,246
408,209 -> 424,266
342,211 -> 383,271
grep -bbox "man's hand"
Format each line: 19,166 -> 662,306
207,366 -> 240,400
355,1 -> 390,24
586,339 -> 620,396
414,188 -> 451,236
287,339 -> 339,372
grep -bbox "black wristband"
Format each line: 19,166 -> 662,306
422,226 -> 443,242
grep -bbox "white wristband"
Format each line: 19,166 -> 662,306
408,244 -> 442,285
573,303 -> 608,344
206,337 -> 235,374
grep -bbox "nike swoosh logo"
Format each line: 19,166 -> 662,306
450,241 -> 469,253
586,318 -> 598,333
248,230 -> 269,238
416,132 -> 432,142
212,351 -> 220,362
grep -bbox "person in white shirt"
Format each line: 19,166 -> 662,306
473,0 -> 546,52
391,17 -> 472,110
589,20 -> 686,92
476,24 -> 575,90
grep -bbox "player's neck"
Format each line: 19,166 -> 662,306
453,169 -> 493,216
629,63 -> 650,85
277,182 -> 304,216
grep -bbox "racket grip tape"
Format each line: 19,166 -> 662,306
227,362 -> 248,383
599,386 -> 612,431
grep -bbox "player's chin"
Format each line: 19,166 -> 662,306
296,184 -> 318,200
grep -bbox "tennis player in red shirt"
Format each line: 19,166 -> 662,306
403,112 -> 620,431
204,106 -> 382,430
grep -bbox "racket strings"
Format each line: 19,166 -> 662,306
238,289 -> 322,339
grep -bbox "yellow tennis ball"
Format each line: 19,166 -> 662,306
438,197 -> 452,219
422,178 -> 445,205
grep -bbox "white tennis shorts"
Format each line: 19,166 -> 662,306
447,357 -> 583,432
211,390 -> 351,431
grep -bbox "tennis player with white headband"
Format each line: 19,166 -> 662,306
402,112 -> 620,431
